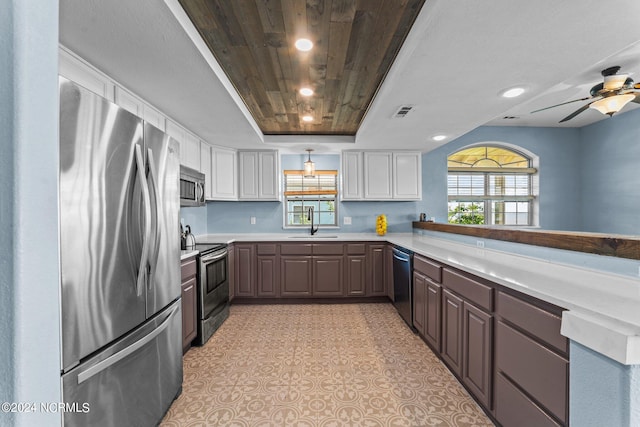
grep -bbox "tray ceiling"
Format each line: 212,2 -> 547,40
177,0 -> 425,135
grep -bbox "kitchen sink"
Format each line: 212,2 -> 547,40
287,235 -> 339,238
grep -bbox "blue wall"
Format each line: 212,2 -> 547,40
579,108 -> 640,235
1,1 -> 62,426
422,126 -> 582,230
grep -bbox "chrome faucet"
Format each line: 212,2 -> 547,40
308,206 -> 319,235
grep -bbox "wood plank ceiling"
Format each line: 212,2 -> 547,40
178,0 -> 425,135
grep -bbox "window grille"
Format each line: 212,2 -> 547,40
284,170 -> 338,227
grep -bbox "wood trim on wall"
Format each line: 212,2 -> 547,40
412,222 -> 640,261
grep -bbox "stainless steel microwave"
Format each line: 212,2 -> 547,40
180,165 -> 205,207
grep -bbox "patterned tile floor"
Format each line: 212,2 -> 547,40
161,303 -> 495,427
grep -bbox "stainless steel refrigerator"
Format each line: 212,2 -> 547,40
59,77 -> 182,426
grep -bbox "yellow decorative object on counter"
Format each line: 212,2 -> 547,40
376,214 -> 387,236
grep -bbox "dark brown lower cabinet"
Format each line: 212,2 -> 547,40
346,255 -> 366,296
257,256 -> 278,297
313,256 -> 344,296
367,244 -> 387,296
280,257 -> 312,296
462,302 -> 492,408
424,279 -> 441,352
412,271 -> 426,335
180,256 -> 197,353
234,244 -> 256,297
441,289 -> 463,376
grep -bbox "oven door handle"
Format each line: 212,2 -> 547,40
201,250 -> 227,263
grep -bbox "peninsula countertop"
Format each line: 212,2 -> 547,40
194,232 -> 640,365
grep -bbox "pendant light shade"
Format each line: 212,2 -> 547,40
589,94 -> 635,117
303,149 -> 315,177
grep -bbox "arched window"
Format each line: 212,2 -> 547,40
447,146 -> 537,226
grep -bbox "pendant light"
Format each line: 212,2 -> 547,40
303,149 -> 315,177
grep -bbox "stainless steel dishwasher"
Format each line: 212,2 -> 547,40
392,246 -> 414,329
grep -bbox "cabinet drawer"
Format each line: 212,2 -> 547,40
443,269 -> 493,312
280,243 -> 312,255
313,243 -> 344,255
495,374 -> 561,427
496,320 -> 568,424
181,257 -> 197,281
346,243 -> 366,255
497,292 -> 567,355
414,255 -> 442,283
256,243 -> 277,256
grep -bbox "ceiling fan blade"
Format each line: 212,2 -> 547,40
559,103 -> 591,123
530,96 -> 592,114
632,92 -> 640,104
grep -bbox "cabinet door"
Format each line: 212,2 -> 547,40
234,244 -> 256,297
114,86 -> 143,117
392,152 -> 421,200
228,245 -> 235,301
385,245 -> 394,301
346,255 -> 366,296
258,151 -> 279,200
363,152 -> 393,199
238,151 -> 259,199
313,256 -> 344,296
212,148 -> 238,200
367,244 -> 386,296
342,151 -> 363,200
182,132 -> 201,171
181,276 -> 197,352
200,142 -> 213,200
424,280 -> 442,352
441,289 -> 463,375
59,48 -> 115,101
280,257 -> 312,296
257,256 -> 278,297
462,302 -> 492,409
413,272 -> 426,336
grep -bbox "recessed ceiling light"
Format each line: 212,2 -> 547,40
302,115 -> 313,122
501,87 -> 525,98
432,135 -> 447,141
299,87 -> 314,96
295,38 -> 313,52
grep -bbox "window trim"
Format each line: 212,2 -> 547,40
283,169 -> 339,229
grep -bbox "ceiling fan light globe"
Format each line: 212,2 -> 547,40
588,94 -> 635,116
603,74 -> 628,90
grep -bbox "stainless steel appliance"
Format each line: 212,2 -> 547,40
180,165 -> 205,207
392,246 -> 414,329
194,243 -> 230,345
59,77 -> 182,426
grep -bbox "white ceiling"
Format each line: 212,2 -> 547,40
59,0 -> 640,154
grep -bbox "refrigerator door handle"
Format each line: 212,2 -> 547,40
77,303 -> 178,384
135,144 -> 152,296
147,148 -> 161,288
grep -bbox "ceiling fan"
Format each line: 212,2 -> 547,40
532,66 -> 640,123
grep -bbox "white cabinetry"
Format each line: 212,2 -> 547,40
238,151 -> 279,200
364,152 -> 394,199
342,151 -> 422,201
200,142 -> 213,199
114,87 -> 165,131
59,47 -> 115,101
341,151 -> 363,200
166,119 -> 200,171
211,147 -> 238,200
393,152 -> 422,199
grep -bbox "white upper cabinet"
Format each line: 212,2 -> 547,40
200,142 -> 213,200
343,151 -> 422,201
166,119 -> 200,171
211,147 -> 238,200
238,151 -> 279,201
59,47 -> 115,101
114,87 -> 165,131
393,152 -> 422,199
363,152 -> 394,199
341,151 -> 363,200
